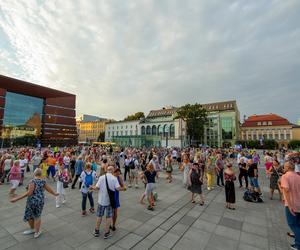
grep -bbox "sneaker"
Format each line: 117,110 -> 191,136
147,206 -> 154,211
135,184 -> 138,188
207,187 -> 211,191
81,211 -> 87,216
34,231 -> 42,238
111,226 -> 116,231
290,244 -> 297,250
128,184 -> 132,188
93,229 -> 100,237
62,200 -> 66,204
23,229 -> 35,235
56,205 -> 60,208
89,208 -> 95,213
104,231 -> 112,239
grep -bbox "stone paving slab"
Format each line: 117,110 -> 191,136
0,163 -> 294,250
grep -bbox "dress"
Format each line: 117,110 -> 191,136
188,168 -> 202,194
24,179 -> 46,221
224,172 -> 236,203
270,166 -> 283,190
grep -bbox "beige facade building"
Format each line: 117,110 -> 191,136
77,119 -> 111,143
241,114 -> 297,147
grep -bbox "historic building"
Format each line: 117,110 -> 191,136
105,101 -> 240,148
0,75 -> 77,146
241,113 -> 297,147
77,117 -> 112,144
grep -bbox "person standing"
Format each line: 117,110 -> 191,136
165,154 -> 173,183
32,152 -> 42,172
247,158 -> 262,194
224,163 -> 236,210
238,158 -> 248,188
188,163 -> 204,205
1,154 -> 13,184
9,160 -> 22,196
269,160 -> 283,200
55,162 -> 69,208
71,156 -> 84,189
10,168 -> 58,238
281,162 -> 300,250
92,166 -> 125,239
215,154 -> 224,186
143,163 -> 157,211
80,163 -> 97,216
46,154 -> 56,182
206,158 -> 215,191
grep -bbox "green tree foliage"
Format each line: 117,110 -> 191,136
124,112 -> 145,121
288,140 -> 300,149
236,140 -> 278,149
175,103 -> 208,145
97,132 -> 105,142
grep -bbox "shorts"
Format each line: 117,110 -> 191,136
96,204 -> 113,218
146,183 -> 155,198
249,177 -> 259,188
11,180 -> 20,189
130,169 -> 138,178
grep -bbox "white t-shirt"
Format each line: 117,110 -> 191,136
96,173 -> 120,206
19,159 -> 28,168
4,159 -> 12,171
172,150 -> 177,158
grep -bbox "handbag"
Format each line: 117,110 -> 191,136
105,174 -> 116,209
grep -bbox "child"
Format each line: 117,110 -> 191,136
9,160 -> 22,197
55,162 -> 70,208
80,163 -> 97,216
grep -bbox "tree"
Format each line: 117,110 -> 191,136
175,103 -> 208,145
124,112 -> 145,121
288,140 -> 300,149
97,132 -> 105,142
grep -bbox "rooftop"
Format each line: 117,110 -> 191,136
0,75 -> 75,98
242,113 -> 291,127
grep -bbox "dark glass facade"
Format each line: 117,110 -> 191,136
221,117 -> 233,140
0,75 -> 77,146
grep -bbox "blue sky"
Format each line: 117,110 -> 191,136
0,1 -> 299,122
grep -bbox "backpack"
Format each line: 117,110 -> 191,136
129,160 -> 135,170
243,190 -> 263,203
84,171 -> 93,188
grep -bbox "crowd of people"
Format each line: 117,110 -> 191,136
0,145 -> 299,249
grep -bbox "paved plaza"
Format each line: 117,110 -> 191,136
0,165 -> 294,250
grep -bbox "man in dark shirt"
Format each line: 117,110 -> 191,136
247,159 -> 261,194
238,158 -> 248,188
215,154 -> 224,186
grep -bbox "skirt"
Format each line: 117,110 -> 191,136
225,180 -> 235,203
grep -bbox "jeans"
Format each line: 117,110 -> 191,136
238,172 -> 248,188
285,207 -> 300,249
217,168 -> 224,186
82,192 -> 94,211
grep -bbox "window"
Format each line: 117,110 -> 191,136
120,131 -> 123,136
169,124 -> 175,138
262,122 -> 267,126
146,126 -> 151,135
141,126 -> 145,135
268,121 -> 272,125
108,132 -> 110,137
125,131 -> 128,136
257,122 -> 261,126
221,117 -> 233,140
130,130 -> 133,135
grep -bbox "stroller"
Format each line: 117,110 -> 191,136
243,190 -> 263,203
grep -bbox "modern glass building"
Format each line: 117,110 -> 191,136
0,75 -> 77,146
202,101 -> 240,147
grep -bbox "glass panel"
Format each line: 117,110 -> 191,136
221,117 -> 233,140
2,92 -> 43,144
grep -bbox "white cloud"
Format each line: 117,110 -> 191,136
0,0 -> 299,122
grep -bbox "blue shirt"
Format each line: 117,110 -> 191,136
75,160 -> 84,175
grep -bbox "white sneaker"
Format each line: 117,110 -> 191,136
23,229 -> 35,235
62,200 -> 66,204
135,185 -> 138,188
207,187 -> 211,191
56,205 -> 60,208
34,231 -> 42,238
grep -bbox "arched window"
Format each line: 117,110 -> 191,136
152,125 -> 157,135
163,124 -> 168,137
141,126 -> 145,135
157,125 -> 162,136
146,125 -> 151,135
170,124 -> 175,138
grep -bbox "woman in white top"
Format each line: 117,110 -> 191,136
1,155 -> 13,183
